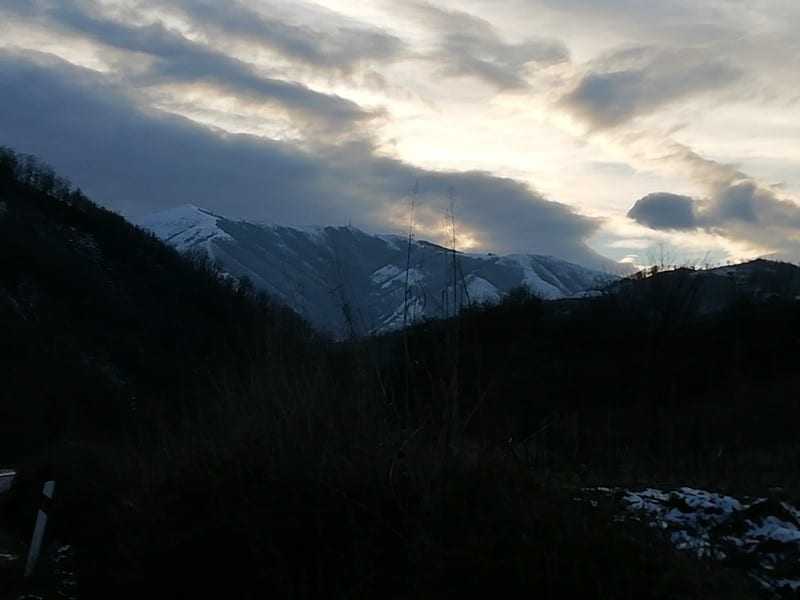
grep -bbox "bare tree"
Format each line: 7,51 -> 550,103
403,180 -> 418,329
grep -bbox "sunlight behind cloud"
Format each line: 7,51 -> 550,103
1,0 -> 799,266
0,20 -> 114,73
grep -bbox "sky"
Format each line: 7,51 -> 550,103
1,0 -> 799,270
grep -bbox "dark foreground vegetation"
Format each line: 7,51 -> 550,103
2,147 -> 798,598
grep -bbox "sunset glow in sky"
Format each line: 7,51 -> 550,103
2,0 -> 799,269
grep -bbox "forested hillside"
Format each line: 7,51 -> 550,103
0,146 -> 315,461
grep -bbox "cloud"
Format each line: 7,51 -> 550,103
627,193 -> 698,230
628,180 -> 800,259
708,181 -> 800,228
1,0 -> 377,135
3,0 -> 406,76
0,50 -> 615,270
561,46 -> 740,129
405,2 -> 569,89
2,0 -> 797,268
712,184 -> 800,260
163,0 -> 406,74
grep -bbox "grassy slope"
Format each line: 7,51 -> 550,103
3,147 -> 795,598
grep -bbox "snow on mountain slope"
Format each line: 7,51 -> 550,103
136,205 -> 615,337
137,205 -> 232,258
464,275 -> 501,304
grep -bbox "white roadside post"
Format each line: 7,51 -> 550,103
0,470 -> 15,494
24,480 -> 56,578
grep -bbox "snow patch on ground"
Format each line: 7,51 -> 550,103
583,486 -> 800,595
52,544 -> 79,600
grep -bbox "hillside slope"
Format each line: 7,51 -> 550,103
0,148 -> 314,460
138,205 -> 614,336
609,260 -> 800,319
0,148 -> 784,600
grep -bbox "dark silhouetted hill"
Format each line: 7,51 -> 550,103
0,146 -> 316,461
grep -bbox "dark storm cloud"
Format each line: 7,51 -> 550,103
1,0 -> 38,17
561,46 -> 740,129
163,0 -> 406,74
627,193 -> 698,230
406,2 -> 569,89
709,181 -> 800,229
1,0 -> 375,134
713,182 -> 760,223
400,171 -> 600,260
0,51 -> 613,269
629,181 -> 800,258
628,139 -> 800,257
0,50 -> 338,218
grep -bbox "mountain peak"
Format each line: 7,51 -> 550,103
138,206 -> 614,336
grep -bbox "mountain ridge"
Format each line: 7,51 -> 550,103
137,204 -> 616,336
608,258 -> 800,318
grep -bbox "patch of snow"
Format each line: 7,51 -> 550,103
376,234 -> 405,251
748,516 -> 800,544
370,265 -> 402,286
400,268 -> 425,288
465,252 -> 499,262
372,267 -> 426,290
501,255 -> 564,299
585,486 -> 800,595
52,544 -> 79,600
377,296 -> 425,331
136,205 -> 232,252
465,275 -> 500,304
780,500 -> 800,517
584,486 -> 615,494
772,578 -> 800,591
288,224 -> 329,244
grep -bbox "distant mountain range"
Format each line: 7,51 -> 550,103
137,205 -> 615,336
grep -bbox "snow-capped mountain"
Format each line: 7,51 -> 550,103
137,205 -> 615,336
